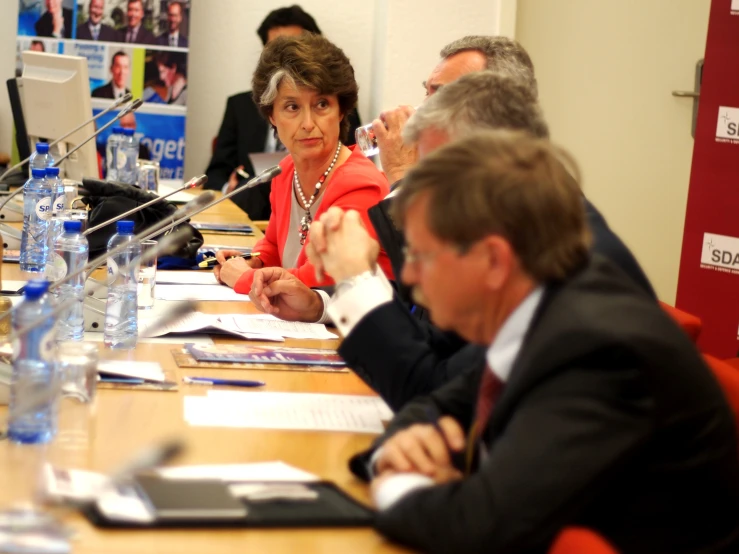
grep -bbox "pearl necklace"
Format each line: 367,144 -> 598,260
294,141 -> 342,245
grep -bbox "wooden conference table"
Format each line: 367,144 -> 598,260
0,193 -> 408,553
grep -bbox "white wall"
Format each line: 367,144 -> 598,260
184,0 -> 507,178
0,1 -> 20,158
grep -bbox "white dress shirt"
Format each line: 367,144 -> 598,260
372,286 -> 544,511
169,32 -> 179,47
89,22 -> 101,40
112,83 -> 126,99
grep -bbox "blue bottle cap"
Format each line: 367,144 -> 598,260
122,128 -> 135,136
35,142 -> 49,154
24,279 -> 50,300
63,220 -> 82,233
31,168 -> 46,179
45,167 -> 60,177
117,220 -> 135,234
112,126 -> 124,134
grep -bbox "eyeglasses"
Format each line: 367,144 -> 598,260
402,241 -> 477,267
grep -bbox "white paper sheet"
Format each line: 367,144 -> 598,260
225,314 -> 337,340
184,391 -> 392,434
159,179 -> 196,204
139,311 -> 284,342
157,461 -> 318,482
97,360 -> 165,382
83,331 -> 214,346
156,271 -> 220,286
154,284 -> 252,302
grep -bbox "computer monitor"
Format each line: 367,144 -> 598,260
18,51 -> 98,181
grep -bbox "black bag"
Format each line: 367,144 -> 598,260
79,179 -> 203,261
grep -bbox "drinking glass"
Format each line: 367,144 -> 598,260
57,342 -> 98,405
137,240 -> 157,310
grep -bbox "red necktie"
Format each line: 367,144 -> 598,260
473,365 -> 504,437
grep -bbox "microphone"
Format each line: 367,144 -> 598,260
53,99 -> 144,168
82,174 -> 207,237
137,165 -> 282,244
108,437 -> 186,484
0,97 -> 144,213
0,92 -> 132,185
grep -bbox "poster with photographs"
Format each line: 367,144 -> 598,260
16,0 -> 190,179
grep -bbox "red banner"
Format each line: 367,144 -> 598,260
676,0 -> 739,357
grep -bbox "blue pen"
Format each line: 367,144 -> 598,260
183,376 -> 265,387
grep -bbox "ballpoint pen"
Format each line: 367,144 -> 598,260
183,376 -> 266,387
197,251 -> 260,269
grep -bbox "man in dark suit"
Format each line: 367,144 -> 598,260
156,1 -> 188,47
92,51 -> 130,99
338,131 -> 739,553
76,0 -> 119,41
35,0 -> 73,38
120,0 -> 155,45
204,5 -> 361,220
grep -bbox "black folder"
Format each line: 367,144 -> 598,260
82,476 -> 375,529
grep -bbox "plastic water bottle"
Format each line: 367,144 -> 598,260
118,128 -> 139,185
20,168 -> 53,273
28,141 -> 55,177
50,220 -> 89,342
8,279 -> 58,444
106,126 -> 124,181
45,166 -> 67,250
104,220 -> 140,349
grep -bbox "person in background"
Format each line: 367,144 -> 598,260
35,0 -> 73,38
156,1 -> 188,47
92,51 -> 130,99
203,5 -> 362,220
156,51 -> 187,105
77,0 -> 119,42
355,131 -> 739,553
213,34 -> 392,291
120,0 -> 155,45
29,40 -> 46,52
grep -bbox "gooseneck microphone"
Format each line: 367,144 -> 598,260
0,92 -> 132,185
137,165 -> 282,243
0,97 -> 143,212
82,174 -> 208,237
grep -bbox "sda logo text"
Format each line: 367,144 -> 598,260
716,107 -> 739,144
700,232 -> 739,275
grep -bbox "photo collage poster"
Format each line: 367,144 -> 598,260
16,0 -> 190,179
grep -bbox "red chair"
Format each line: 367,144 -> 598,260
549,527 -> 619,554
660,301 -> 702,342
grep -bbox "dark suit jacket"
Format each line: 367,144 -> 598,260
350,256 -> 739,554
35,8 -> 73,38
204,91 -> 362,220
121,26 -> 156,45
345,195 -> 656,411
91,82 -> 130,100
76,20 -> 119,41
156,33 -> 188,47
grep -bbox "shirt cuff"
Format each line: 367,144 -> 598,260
221,182 -> 230,195
314,289 -> 331,324
326,268 -> 394,336
373,473 -> 435,511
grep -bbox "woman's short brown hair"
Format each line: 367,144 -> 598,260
392,130 -> 592,283
251,34 -> 358,143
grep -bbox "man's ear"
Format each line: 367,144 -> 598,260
480,236 -> 513,291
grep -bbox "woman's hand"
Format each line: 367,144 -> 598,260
214,249 -> 264,288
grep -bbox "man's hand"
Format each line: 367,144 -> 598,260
375,416 -> 466,483
249,267 -> 324,322
306,207 -> 379,282
225,166 -> 244,193
214,249 -> 263,288
374,105 -> 418,184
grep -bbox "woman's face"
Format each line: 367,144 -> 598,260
269,80 -> 344,162
158,63 -> 176,86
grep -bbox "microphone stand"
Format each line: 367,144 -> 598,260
0,98 -> 144,213
82,174 -> 207,237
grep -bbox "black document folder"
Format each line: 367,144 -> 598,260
83,477 -> 375,529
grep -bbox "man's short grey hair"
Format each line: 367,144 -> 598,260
403,71 -> 549,144
440,35 -> 537,97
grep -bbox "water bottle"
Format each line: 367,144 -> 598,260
118,128 -> 139,185
104,220 -> 140,349
106,126 -> 124,181
45,166 -> 67,250
20,168 -> 53,273
28,141 -> 55,177
8,279 -> 58,444
51,220 -> 89,342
